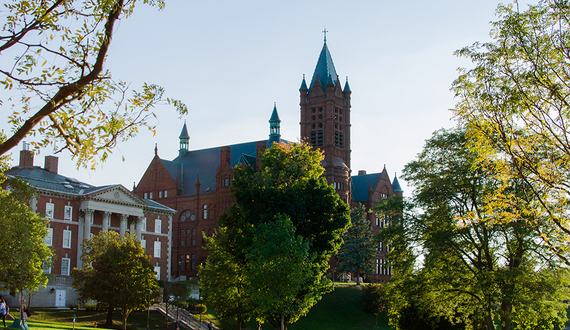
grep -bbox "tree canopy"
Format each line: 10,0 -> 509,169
452,0 -> 570,264
72,231 -> 159,330
0,177 -> 53,312
0,0 -> 187,169
199,142 -> 350,330
377,128 -> 569,330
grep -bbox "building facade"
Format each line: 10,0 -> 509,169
133,39 -> 403,282
2,148 -> 175,307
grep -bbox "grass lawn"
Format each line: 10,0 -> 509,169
0,309 -> 178,330
210,283 -> 392,330
0,283 -> 392,330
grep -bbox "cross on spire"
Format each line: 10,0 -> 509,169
322,27 -> 328,42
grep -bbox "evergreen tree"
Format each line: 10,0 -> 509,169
336,205 -> 377,284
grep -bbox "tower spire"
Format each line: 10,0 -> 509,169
322,27 -> 328,43
268,103 -> 281,147
178,120 -> 190,155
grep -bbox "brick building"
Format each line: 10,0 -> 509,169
133,39 -> 403,282
2,146 -> 175,307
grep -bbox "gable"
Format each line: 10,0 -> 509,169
86,185 -> 145,207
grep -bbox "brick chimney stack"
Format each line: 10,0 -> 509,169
44,156 -> 58,174
19,142 -> 34,168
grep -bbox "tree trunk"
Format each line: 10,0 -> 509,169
484,314 -> 495,330
356,272 -> 361,285
105,306 -> 113,327
237,315 -> 242,330
281,314 -> 285,330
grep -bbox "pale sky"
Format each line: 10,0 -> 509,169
3,0 -> 528,195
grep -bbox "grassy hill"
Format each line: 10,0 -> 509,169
214,283 -> 392,330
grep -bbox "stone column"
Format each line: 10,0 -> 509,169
136,217 -> 144,240
77,212 -> 85,269
102,211 -> 111,231
120,214 -> 128,236
84,209 -> 94,241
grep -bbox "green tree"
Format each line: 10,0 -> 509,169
200,142 -> 350,330
451,0 -> 570,265
336,205 -> 377,285
245,214 -> 315,330
377,128 -> 569,330
362,283 -> 388,328
199,228 -> 253,330
0,178 -> 54,319
72,231 -> 159,330
0,0 -> 186,169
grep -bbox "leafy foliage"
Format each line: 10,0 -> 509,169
0,0 -> 187,168
0,178 -> 53,300
200,142 -> 350,330
452,0 -> 570,265
72,231 -> 159,330
336,205 -> 377,284
377,128 -> 570,330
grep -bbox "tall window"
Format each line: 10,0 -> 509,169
158,191 -> 162,198
64,206 -> 73,221
154,219 -> 161,233
164,190 -> 168,198
140,239 -> 146,251
45,202 -> 54,219
61,258 -> 71,276
63,230 -> 72,248
45,227 -> 53,246
203,204 -> 208,220
43,257 -> 51,274
154,266 -> 161,280
154,240 -> 161,258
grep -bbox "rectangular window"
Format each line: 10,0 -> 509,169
45,227 -> 53,246
64,205 -> 73,221
180,238 -> 184,247
155,219 -> 161,233
180,229 -> 184,237
154,240 -> 161,258
63,229 -> 72,248
375,215 -> 379,227
158,191 -> 162,198
164,190 -> 167,198
61,258 -> 71,276
45,202 -> 54,219
43,257 -> 52,274
154,266 -> 161,280
186,237 -> 190,246
149,192 -> 153,199
144,193 -> 147,199
140,239 -> 146,251
191,236 -> 196,246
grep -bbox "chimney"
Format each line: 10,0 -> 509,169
44,156 -> 58,174
358,170 -> 367,176
19,142 -> 34,168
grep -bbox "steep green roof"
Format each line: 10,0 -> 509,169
309,42 -> 338,95
392,173 -> 403,192
269,104 -> 281,122
179,122 -> 189,139
343,77 -> 351,92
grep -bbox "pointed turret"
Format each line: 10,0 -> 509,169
309,41 -> 338,96
300,74 -> 308,90
392,172 -> 403,196
343,76 -> 351,92
179,121 -> 190,155
268,103 -> 281,147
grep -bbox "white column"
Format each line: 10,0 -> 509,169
120,214 -> 128,236
77,212 -> 85,269
167,214 -> 173,281
136,217 -> 144,240
84,209 -> 94,241
102,211 -> 111,231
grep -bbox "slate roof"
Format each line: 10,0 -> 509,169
351,172 -> 381,202
167,140 -> 268,196
309,42 -> 338,95
269,104 -> 281,122
5,166 -> 174,213
392,174 -> 403,192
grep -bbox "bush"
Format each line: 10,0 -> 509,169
194,304 -> 207,314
